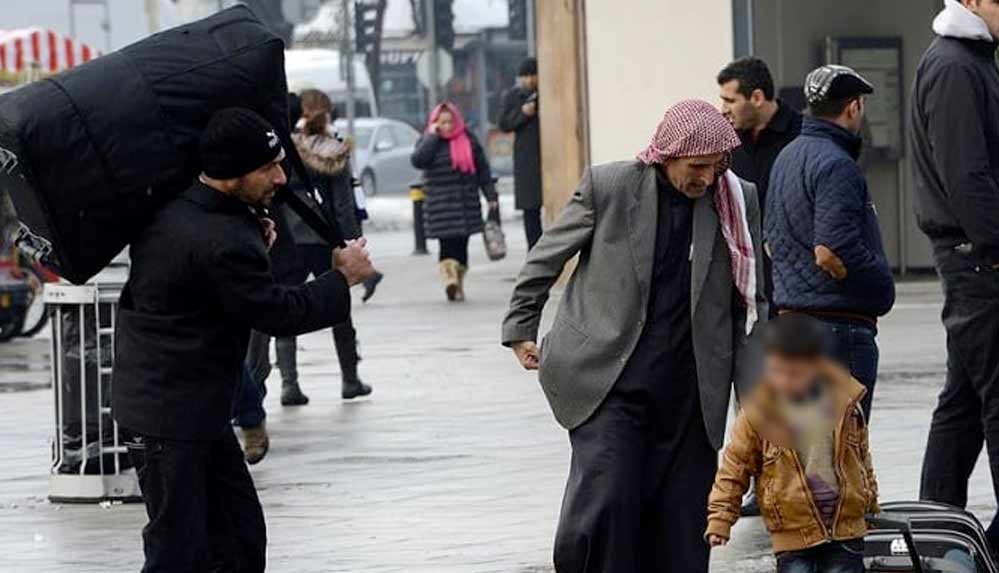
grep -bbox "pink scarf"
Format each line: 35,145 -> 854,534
637,99 -> 758,334
427,102 -> 477,175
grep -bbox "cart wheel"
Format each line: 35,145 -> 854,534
0,317 -> 23,342
17,271 -> 49,338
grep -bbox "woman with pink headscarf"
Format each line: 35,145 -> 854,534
411,102 -> 498,302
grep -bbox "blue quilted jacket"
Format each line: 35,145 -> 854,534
765,117 -> 895,318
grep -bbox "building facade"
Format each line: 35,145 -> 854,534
542,0 -> 943,271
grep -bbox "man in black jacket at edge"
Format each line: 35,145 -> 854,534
112,107 -> 373,572
911,0 -> 999,554
499,57 -> 543,250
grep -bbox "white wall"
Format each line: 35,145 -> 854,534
584,0 -> 734,165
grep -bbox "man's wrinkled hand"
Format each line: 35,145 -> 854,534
511,340 -> 540,371
707,534 -> 728,547
815,245 -> 847,280
522,101 -> 537,117
333,238 -> 375,287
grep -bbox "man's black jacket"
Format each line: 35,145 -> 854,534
911,34 -> 999,261
112,182 -> 351,440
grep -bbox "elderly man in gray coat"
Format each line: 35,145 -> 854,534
502,100 -> 767,572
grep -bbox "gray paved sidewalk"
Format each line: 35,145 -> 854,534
0,225 -> 993,572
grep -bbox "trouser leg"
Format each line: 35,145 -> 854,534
235,364 -> 266,428
922,249 -> 999,549
822,320 -> 879,420
207,427 -> 267,573
523,208 -> 543,250
439,236 -> 470,267
639,416 -> 716,573
125,432 -> 211,572
553,393 -> 646,573
275,336 -> 298,385
333,318 -> 360,385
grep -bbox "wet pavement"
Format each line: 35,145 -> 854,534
0,225 -> 994,572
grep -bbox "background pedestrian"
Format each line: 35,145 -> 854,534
411,102 -> 498,302
911,0 -> 999,553
500,57 -> 543,250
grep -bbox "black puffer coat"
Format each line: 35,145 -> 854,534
411,133 -> 497,239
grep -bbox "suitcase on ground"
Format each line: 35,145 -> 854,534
0,5 -> 340,284
866,501 -> 998,572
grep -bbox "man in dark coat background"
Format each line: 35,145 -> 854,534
112,107 -> 373,572
500,57 -> 543,250
911,0 -> 999,553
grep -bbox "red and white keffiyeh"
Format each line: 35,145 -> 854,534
637,100 -> 758,335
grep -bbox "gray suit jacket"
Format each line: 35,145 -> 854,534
501,160 -> 767,449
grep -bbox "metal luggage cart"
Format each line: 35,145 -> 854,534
46,259 -> 140,503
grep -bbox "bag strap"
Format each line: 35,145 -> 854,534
277,131 -> 346,248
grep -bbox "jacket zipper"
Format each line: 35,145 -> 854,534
789,449 -> 830,539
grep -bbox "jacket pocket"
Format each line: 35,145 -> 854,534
540,316 -> 590,370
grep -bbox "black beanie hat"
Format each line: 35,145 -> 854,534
518,57 -> 538,77
200,107 -> 284,180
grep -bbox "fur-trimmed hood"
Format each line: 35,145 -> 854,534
292,130 -> 352,176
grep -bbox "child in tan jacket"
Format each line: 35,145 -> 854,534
706,314 -> 878,573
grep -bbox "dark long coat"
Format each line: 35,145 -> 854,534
112,182 -> 352,441
411,132 -> 498,239
499,86 -> 542,210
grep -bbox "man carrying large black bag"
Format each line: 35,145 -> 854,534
112,108 -> 373,572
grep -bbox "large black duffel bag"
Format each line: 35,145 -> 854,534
0,5 -> 341,284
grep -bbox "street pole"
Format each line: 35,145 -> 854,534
526,0 -> 536,57
424,0 -> 439,108
341,0 -> 356,139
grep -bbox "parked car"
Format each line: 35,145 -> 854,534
335,117 -> 423,196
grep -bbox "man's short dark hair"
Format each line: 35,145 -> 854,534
717,57 -> 775,100
808,96 -> 858,120
764,314 -> 827,359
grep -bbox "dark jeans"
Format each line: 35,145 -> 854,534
439,236 -> 470,266
523,208 -> 543,250
820,318 -> 879,420
124,426 -> 266,572
235,362 -> 265,428
776,539 -> 865,573
921,247 -> 999,551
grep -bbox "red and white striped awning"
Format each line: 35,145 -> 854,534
0,28 -> 99,74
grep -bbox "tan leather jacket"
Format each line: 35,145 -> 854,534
705,361 -> 879,553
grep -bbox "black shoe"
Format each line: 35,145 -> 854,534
342,380 -> 373,400
280,381 -> 310,406
362,272 -> 383,303
740,492 -> 761,517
